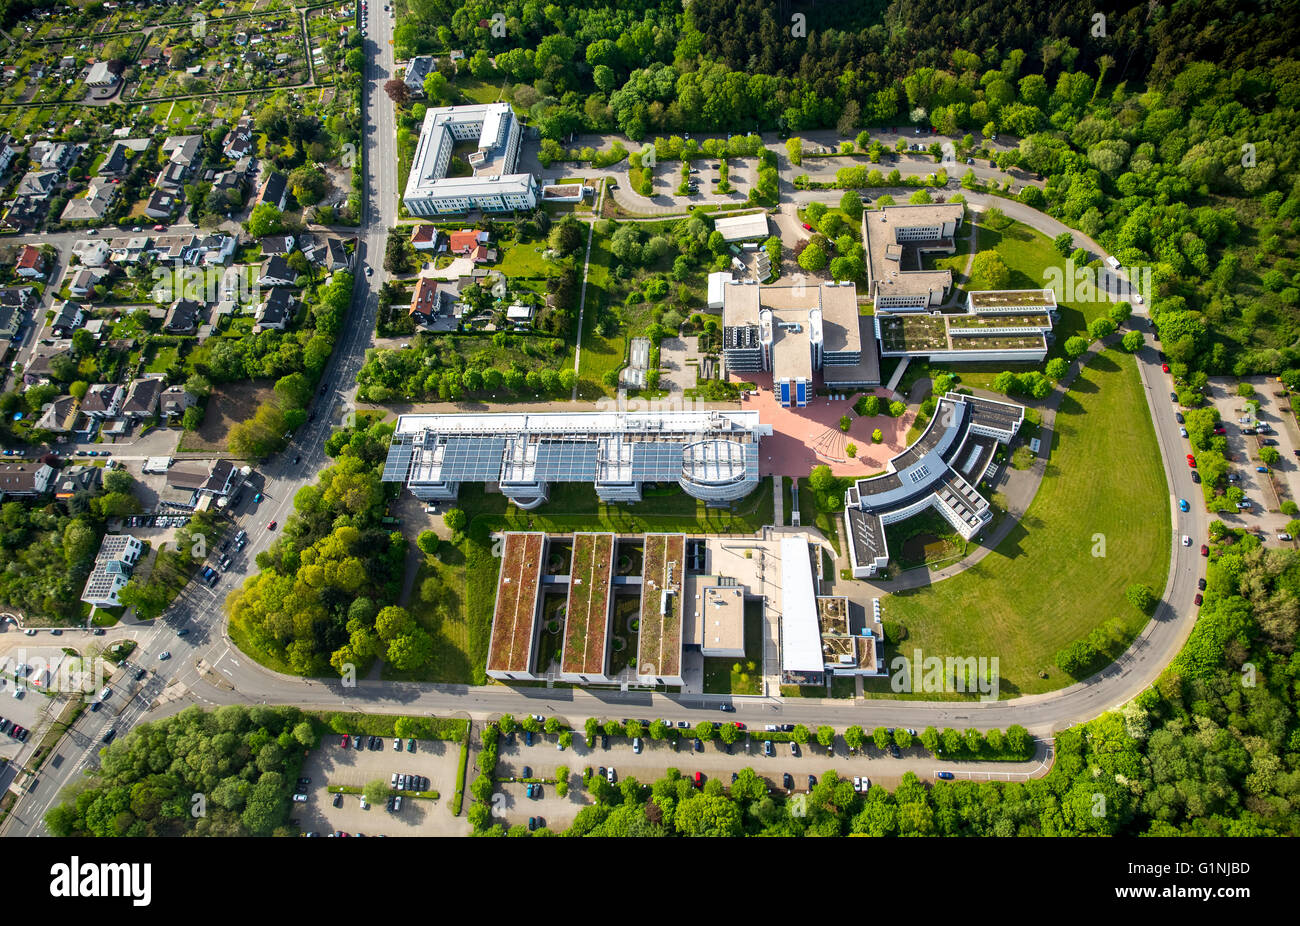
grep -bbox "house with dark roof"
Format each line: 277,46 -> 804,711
51,301 -> 85,337
163,298 -> 204,334
99,141 -> 131,176
222,118 -> 255,159
23,346 -> 71,385
0,304 -> 19,342
69,267 -> 104,298
0,462 -> 55,500
13,171 -> 58,200
258,255 -> 296,287
254,287 -> 294,331
0,286 -> 35,310
325,237 -> 353,271
61,177 -> 119,222
81,383 -> 124,418
257,171 -> 288,211
260,234 -> 294,256
145,189 -> 177,219
35,395 -> 81,434
122,376 -> 165,420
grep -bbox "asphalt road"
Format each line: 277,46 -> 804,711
0,21 -> 1199,833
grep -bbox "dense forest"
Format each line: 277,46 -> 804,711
395,0 -> 1300,378
44,705 -> 319,837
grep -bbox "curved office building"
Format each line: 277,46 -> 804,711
382,409 -> 771,507
844,392 -> 1025,578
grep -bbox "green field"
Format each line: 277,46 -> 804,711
869,347 -> 1169,698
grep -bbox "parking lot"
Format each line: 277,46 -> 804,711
490,729 -> 1046,831
290,735 -> 469,837
1205,377 -> 1297,544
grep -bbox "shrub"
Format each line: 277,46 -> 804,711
846,442 -> 857,458
888,400 -> 906,417
839,414 -> 851,432
872,428 -> 883,443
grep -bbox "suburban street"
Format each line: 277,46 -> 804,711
0,15 -> 1207,837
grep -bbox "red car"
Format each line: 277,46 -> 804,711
1201,544 -> 1209,557
268,520 -> 278,530
1213,426 -> 1226,435
1194,593 -> 1203,606
733,722 -> 746,730
1161,363 -> 1170,373
801,222 -> 813,231
693,771 -> 703,788
1186,455 -> 1196,468
153,224 -> 166,232
340,734 -> 350,748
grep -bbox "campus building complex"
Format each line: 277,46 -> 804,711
721,280 -> 880,408
381,409 -> 771,508
875,288 -> 1057,364
864,203 -> 965,309
402,102 -> 538,215
844,392 -> 1025,578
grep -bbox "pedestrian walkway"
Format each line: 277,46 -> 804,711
885,356 -> 910,398
772,474 -> 783,526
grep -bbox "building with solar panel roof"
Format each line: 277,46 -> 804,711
382,409 -> 771,508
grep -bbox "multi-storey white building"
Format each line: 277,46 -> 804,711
402,102 -> 538,216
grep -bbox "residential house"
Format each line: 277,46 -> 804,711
150,234 -> 200,264
15,244 -> 45,279
260,234 -> 294,256
160,385 -> 197,418
256,171 -> 288,211
155,160 -> 189,194
0,133 -> 20,177
211,169 -> 244,197
111,236 -> 151,264
447,229 -> 493,262
0,461 -> 55,501
23,346 -> 71,385
164,458 -> 240,507
253,287 -> 295,331
80,534 -> 144,609
52,463 -> 101,500
35,395 -> 80,434
506,303 -> 534,325
198,234 -> 237,265
163,298 -> 204,334
325,237 -> 354,271
0,285 -> 34,311
1,197 -> 46,232
258,255 -> 296,287
144,189 -> 177,220
99,141 -> 133,177
161,134 -> 202,169
81,383 -> 124,418
50,301 -> 85,337
29,141 -> 81,173
222,118 -> 255,159
122,376 -> 165,420
0,303 -> 20,342
411,225 -> 439,250
71,239 -> 111,267
404,56 -> 434,96
60,177 -> 119,222
13,170 -> 58,201
68,267 -> 104,298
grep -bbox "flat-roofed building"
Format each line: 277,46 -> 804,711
80,533 -> 143,608
721,280 -> 878,407
559,532 -> 616,684
864,203 -> 965,310
779,535 -> 824,685
382,410 -> 769,508
844,392 -> 1024,578
486,532 -> 546,681
636,533 -> 685,687
698,585 -> 745,658
402,103 -> 538,215
712,211 -> 769,243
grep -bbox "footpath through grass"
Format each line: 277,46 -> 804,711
871,348 -> 1169,698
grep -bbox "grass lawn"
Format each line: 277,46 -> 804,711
390,551 -> 473,684
144,344 -> 180,374
796,476 -> 846,554
702,599 -> 763,694
868,347 -> 1169,698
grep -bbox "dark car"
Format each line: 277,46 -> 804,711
297,777 -> 311,788
293,455 -> 301,464
937,771 -> 955,780
521,765 -> 532,779
1198,578 -> 1207,590
731,772 -> 739,784
1191,471 -> 1201,483
1194,593 -> 1204,606
90,700 -> 102,712
889,743 -> 902,758
693,737 -> 703,752
782,773 -> 794,790
333,792 -> 343,808
134,668 -> 146,680
528,816 -> 538,831
781,724 -> 795,732
791,742 -> 801,757
808,774 -> 817,789
177,627 -> 189,636
1170,392 -> 1178,402
101,727 -> 117,744
719,704 -> 736,713
524,730 -> 534,746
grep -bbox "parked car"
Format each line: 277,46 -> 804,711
808,774 -> 817,790
693,737 -> 703,752
632,737 -> 642,754
606,767 -> 616,783
763,740 -> 774,757
1175,412 -> 1184,423
937,771 -> 955,780
693,771 -> 703,788
1194,593 -> 1203,606
407,738 -> 416,752
341,734 -> 350,748
719,704 -> 736,713
790,742 -> 801,757
1201,544 -> 1210,556
889,743 -> 902,758
801,223 -> 813,231
782,773 -> 794,790
1198,578 -> 1207,590
524,730 -> 534,746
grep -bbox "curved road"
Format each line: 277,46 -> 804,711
0,27 -> 1201,832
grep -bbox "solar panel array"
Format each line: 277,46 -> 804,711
534,440 -> 599,481
381,435 -> 416,482
630,442 -> 685,481
439,436 -> 507,481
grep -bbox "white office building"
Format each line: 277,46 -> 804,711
402,102 -> 538,216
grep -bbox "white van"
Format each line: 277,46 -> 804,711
1105,255 -> 1121,270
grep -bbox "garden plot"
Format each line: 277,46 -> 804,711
127,16 -> 308,99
